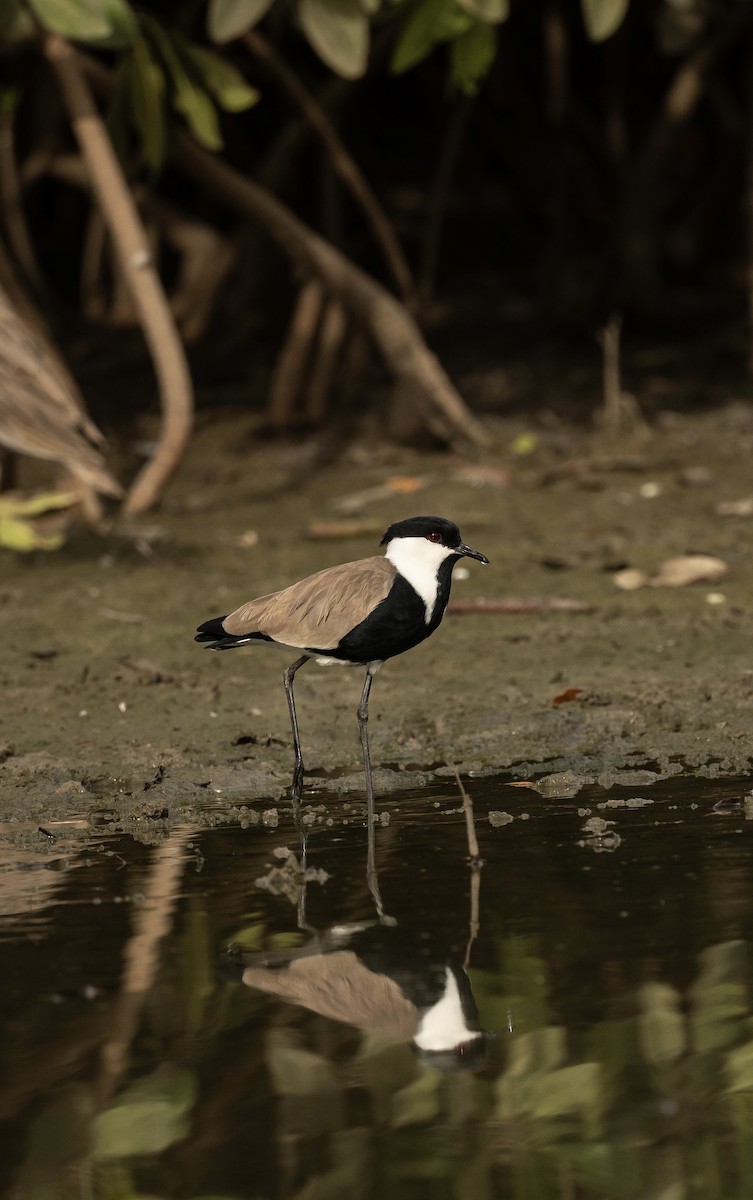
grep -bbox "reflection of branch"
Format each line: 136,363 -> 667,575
95,826 -> 194,1108
464,866 -> 480,971
454,768 -> 481,970
244,29 -> 416,306
173,133 -> 489,449
43,34 -> 194,516
454,767 -> 480,862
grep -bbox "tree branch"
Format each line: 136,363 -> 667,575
173,133 -> 490,450
244,29 -> 416,306
43,33 -> 194,515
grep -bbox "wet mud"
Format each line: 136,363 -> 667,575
2,402 -> 753,832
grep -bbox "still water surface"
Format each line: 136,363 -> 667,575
2,773 -> 753,1199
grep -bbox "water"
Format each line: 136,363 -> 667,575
2,773 -> 753,1199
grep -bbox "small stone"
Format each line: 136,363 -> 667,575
582,816 -> 612,835
534,771 -> 588,799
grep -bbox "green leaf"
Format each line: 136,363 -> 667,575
97,0 -> 136,45
450,21 -> 496,93
0,489 -> 77,549
180,44 -> 260,112
0,490 -> 78,517
127,34 -> 166,172
298,0 -> 370,80
456,0 -> 507,20
207,0 -> 275,42
580,0 -> 629,42
391,0 -> 472,76
93,1065 -> 197,1159
26,0 -> 111,40
142,17 -> 223,151
27,0 -> 136,45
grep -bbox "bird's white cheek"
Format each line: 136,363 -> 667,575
385,538 -> 451,622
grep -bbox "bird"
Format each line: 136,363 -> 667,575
227,921 -> 487,1071
195,515 -> 489,830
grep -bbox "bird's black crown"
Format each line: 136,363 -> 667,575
380,516 -> 462,549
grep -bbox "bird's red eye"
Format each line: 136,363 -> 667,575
426,531 -> 442,543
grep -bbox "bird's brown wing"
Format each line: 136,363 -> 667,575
242,950 -> 419,1040
223,555 -> 397,650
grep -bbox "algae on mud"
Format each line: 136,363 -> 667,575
2,403 -> 753,830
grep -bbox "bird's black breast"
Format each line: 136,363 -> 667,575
327,563 -> 455,664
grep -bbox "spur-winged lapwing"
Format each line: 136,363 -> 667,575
228,922 -> 486,1070
195,515 -> 488,819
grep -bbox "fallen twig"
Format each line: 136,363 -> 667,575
538,455 -> 648,485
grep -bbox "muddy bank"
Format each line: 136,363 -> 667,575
2,403 -> 753,829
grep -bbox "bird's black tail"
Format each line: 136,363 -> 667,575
195,615 -> 244,650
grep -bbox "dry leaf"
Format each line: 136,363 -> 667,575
651,555 -> 727,587
716,498 -> 753,517
614,555 -> 728,590
552,687 -> 585,706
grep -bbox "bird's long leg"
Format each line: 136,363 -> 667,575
283,655 -> 310,811
358,664 -> 390,920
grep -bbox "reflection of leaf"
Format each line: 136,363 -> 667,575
93,1065 -> 197,1159
726,1041 -> 753,1093
266,1028 -> 339,1097
390,1070 -> 442,1127
690,941 -> 748,1051
181,904 -> 215,1038
22,1085 -> 92,1166
638,982 -> 685,1064
475,936 -> 551,1034
506,1027 -> 566,1078
529,1063 -> 602,1136
267,1028 -> 344,1137
227,918 -> 265,950
357,1036 -> 418,1122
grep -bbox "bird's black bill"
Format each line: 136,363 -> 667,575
458,543 -> 489,565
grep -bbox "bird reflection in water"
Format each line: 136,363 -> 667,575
225,785 -> 488,1072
